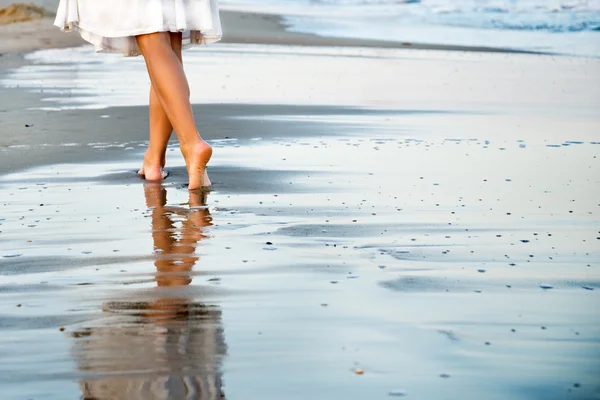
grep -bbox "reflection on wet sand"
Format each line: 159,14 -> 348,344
71,185 -> 226,400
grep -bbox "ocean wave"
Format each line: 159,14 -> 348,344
222,0 -> 600,55
306,0 -> 600,32
428,8 -> 600,33
415,0 -> 600,32
311,0 -> 420,4
486,19 -> 600,32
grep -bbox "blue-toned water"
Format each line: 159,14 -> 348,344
220,0 -> 600,56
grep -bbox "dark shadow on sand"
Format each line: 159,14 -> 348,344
0,102 -> 465,175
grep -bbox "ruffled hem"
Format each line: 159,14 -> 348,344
57,21 -> 222,57
54,0 -> 222,57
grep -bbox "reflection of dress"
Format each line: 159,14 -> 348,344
70,185 -> 225,400
72,301 -> 226,400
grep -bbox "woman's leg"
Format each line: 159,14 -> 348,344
138,33 -> 184,181
136,32 -> 212,189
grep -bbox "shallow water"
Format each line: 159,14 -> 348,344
1,125 -> 599,399
1,43 -> 599,399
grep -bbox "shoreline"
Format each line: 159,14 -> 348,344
0,8 -> 540,67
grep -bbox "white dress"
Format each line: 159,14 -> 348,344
54,0 -> 222,56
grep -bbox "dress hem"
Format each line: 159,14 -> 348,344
55,21 -> 222,57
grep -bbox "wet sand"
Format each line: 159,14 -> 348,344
1,116 -> 599,399
1,7 -> 600,400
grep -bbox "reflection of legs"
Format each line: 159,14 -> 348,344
170,191 -> 212,276
72,185 -> 224,400
181,191 -> 212,247
143,184 -> 212,289
139,33 -> 183,181
143,184 -> 212,324
143,183 -> 192,287
136,32 -> 212,189
143,183 -> 175,256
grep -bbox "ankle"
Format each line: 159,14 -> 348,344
144,149 -> 165,164
179,136 -> 203,150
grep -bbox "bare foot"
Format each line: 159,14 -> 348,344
138,154 -> 168,181
185,140 -> 212,190
138,167 -> 168,180
203,169 -> 212,187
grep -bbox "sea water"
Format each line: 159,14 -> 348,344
219,0 -> 600,56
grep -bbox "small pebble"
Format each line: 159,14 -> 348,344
59,327 -> 65,332
540,284 -> 554,290
439,373 -> 451,379
354,368 -> 364,375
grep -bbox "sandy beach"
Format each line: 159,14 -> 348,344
1,2 -> 600,400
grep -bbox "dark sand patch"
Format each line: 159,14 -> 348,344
1,100 -> 437,174
0,255 -> 153,275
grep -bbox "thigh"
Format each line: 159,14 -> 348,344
135,31 -> 172,55
169,32 -> 184,64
